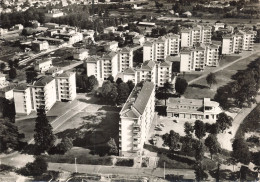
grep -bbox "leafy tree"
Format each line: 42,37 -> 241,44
216,112 -> 233,133
163,81 -> 173,105
205,134 -> 221,159
162,130 -> 180,151
126,80 -> 135,93
101,81 -> 118,105
34,108 -> 55,153
184,122 -> 194,137
26,70 -> 38,83
194,162 -> 208,182
133,49 -> 143,64
107,75 -> 114,83
175,77 -> 188,95
9,67 -> 17,79
232,138 -> 251,165
87,75 -> 98,92
194,142 -> 205,162
0,118 -> 21,152
206,72 -> 217,88
116,78 -> 123,85
117,82 -> 130,105
194,120 -> 206,141
206,123 -> 220,135
0,63 -> 6,71
55,137 -> 73,154
2,98 -> 16,123
19,156 -> 48,176
107,138 -> 118,155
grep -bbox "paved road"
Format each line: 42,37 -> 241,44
48,162 -> 195,179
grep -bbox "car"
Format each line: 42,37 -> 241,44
155,134 -> 160,137
173,120 -> 179,123
160,123 -> 165,127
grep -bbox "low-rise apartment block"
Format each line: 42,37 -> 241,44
166,98 -> 222,122
34,58 -> 53,73
119,82 -> 155,156
32,40 -> 49,52
181,25 -> 212,48
222,30 -> 256,54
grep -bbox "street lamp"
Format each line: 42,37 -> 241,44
75,157 -> 77,173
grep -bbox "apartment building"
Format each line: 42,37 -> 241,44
34,58 -> 53,73
166,98 -> 222,122
180,44 -> 220,72
222,30 -> 256,54
143,34 -> 180,61
32,41 -> 49,52
13,83 -> 32,115
85,52 -> 118,83
119,82 -> 155,156
181,25 -> 212,48
180,47 -> 206,72
55,72 -> 76,101
118,47 -> 133,72
30,76 -> 57,112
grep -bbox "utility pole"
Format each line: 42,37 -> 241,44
75,157 -> 77,173
164,162 -> 165,179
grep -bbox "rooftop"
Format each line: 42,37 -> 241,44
120,82 -> 155,119
14,83 -> 28,91
56,71 -> 75,78
32,76 -> 54,87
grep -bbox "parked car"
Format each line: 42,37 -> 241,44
173,120 -> 179,123
160,123 -> 165,127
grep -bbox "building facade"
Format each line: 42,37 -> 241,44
119,82 -> 155,156
118,47 -> 133,72
13,84 -> 32,115
55,72 -> 76,101
34,58 -> 53,73
166,98 -> 222,122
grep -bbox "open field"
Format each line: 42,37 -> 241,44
183,52 -> 260,99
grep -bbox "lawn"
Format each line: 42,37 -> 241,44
45,147 -> 113,166
15,116 -> 57,142
219,56 -> 241,67
183,52 -> 260,99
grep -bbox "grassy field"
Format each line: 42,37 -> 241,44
183,53 -> 260,99
15,116 -> 57,142
45,147 -> 113,166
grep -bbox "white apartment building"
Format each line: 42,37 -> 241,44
30,76 -> 57,112
34,58 -> 53,73
85,52 -> 118,83
181,25 -> 212,48
45,9 -> 64,18
180,44 -> 220,72
133,35 -> 145,45
104,41 -> 118,52
55,72 -> 76,101
222,30 -> 256,54
13,84 -> 32,115
32,41 -> 49,52
119,82 -> 155,156
121,60 -> 172,87
118,47 -> 133,72
143,34 -> 180,61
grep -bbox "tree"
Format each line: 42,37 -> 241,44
34,108 -> 55,153
163,81 -> 174,105
232,138 -> 251,164
9,67 -> 17,79
117,82 -> 130,105
194,162 -> 208,182
194,120 -> 206,141
101,81 -> 118,105
0,118 -> 21,152
2,98 -> 16,123
0,63 -> 6,71
26,70 -> 38,83
87,75 -> 98,92
127,80 -> 135,93
107,138 -> 118,155
184,122 -> 194,137
107,75 -> 114,83
175,77 -> 188,95
206,72 -> 217,88
116,78 -> 123,85
205,134 -> 221,159
162,130 -> 180,151
216,112 -> 233,133
194,142 -> 205,162
19,156 -> 48,176
55,137 -> 73,154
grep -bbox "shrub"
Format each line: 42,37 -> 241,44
18,156 -> 47,176
115,158 -> 134,167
